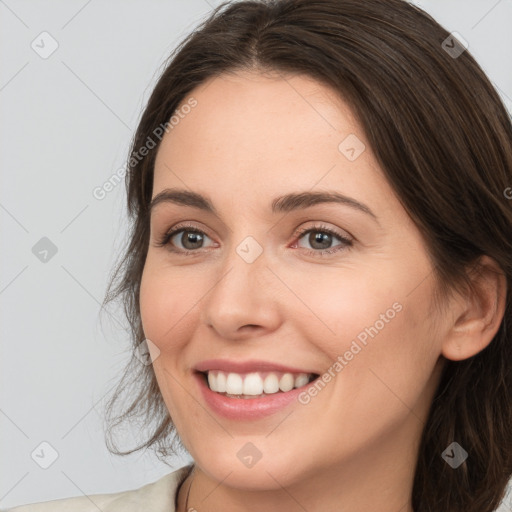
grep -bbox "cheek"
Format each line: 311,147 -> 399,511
293,266 -> 399,358
329,282 -> 441,429
139,260 -> 200,352
139,262 -> 202,430
297,256 -> 440,394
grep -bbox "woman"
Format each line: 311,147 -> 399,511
8,0 -> 512,511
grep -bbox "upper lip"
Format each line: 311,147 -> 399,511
194,359 -> 319,375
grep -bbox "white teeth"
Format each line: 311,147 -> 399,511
206,370 -> 314,395
243,373 -> 264,396
294,374 -> 309,388
263,374 -> 280,394
207,372 -> 217,391
225,373 -> 243,394
216,371 -> 227,392
279,373 -> 295,392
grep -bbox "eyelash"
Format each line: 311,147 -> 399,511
155,222 -> 353,257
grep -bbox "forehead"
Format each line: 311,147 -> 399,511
151,70 -> 397,221
164,70 -> 359,152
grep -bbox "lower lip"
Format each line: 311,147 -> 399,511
194,372 -> 311,420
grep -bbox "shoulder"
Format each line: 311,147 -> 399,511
4,465 -> 193,512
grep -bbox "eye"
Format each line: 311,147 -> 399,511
154,222 -> 353,257
292,223 -> 353,256
155,222 -> 216,255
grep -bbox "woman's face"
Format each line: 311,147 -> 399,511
140,70 -> 449,490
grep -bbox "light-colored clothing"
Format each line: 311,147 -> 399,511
6,465 -> 511,511
4,465 -> 193,512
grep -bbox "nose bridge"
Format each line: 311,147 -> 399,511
213,231 -> 271,306
219,216 -> 272,285
200,229 -> 282,337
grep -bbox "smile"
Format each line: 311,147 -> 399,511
204,370 -> 318,398
194,369 -> 321,420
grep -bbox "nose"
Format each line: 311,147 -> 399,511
200,243 -> 283,341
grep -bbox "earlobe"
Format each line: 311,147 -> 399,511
441,255 -> 507,362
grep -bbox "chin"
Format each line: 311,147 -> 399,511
195,446 -> 305,491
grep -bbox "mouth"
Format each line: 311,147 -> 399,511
196,370 -> 320,399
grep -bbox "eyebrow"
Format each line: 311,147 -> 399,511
149,188 -> 379,223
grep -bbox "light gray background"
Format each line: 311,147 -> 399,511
1,0 -> 511,509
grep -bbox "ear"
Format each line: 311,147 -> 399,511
441,255 -> 507,361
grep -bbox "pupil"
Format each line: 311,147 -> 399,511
183,232 -> 203,249
310,232 -> 331,249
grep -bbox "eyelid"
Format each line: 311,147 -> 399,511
154,220 -> 213,240
291,223 -> 353,255
155,220 -> 354,256
155,221 -> 216,249
292,222 -> 353,241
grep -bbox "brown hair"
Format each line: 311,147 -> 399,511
101,1 -> 512,510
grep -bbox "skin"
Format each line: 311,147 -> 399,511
139,69 -> 506,512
